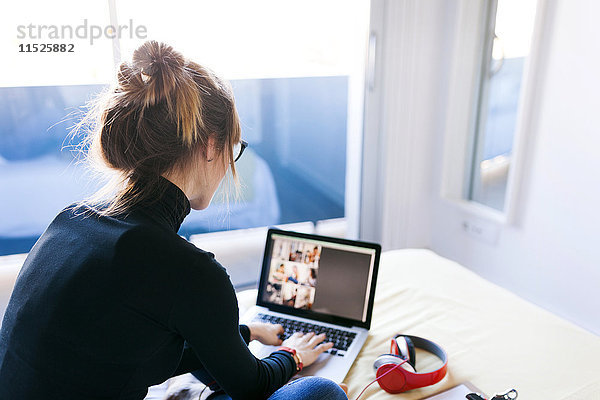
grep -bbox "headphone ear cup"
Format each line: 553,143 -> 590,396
372,354 -> 416,373
373,354 -> 416,394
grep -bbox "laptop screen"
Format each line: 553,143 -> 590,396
258,229 -> 380,328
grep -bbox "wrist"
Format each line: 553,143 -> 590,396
277,346 -> 303,371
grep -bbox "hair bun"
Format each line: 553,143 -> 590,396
132,40 -> 184,78
123,41 -> 188,107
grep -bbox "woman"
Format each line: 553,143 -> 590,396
308,268 -> 318,287
0,41 -> 347,400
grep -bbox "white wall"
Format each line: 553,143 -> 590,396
363,0 -> 600,335
430,0 -> 600,335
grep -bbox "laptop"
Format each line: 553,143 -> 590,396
241,228 -> 381,383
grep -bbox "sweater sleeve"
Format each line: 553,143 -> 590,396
239,324 -> 251,344
169,253 -> 296,400
172,325 -> 252,377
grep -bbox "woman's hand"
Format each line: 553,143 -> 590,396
248,322 -> 284,346
281,332 -> 334,368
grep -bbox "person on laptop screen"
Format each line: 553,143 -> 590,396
0,41 -> 348,400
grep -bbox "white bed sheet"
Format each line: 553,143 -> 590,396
234,249 -> 600,399
337,249 -> 600,399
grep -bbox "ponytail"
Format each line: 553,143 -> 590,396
129,41 -> 204,147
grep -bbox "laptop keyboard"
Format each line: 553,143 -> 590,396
252,313 -> 357,355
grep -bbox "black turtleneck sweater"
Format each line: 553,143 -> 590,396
0,177 -> 296,400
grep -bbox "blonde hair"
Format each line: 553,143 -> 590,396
75,41 -> 241,216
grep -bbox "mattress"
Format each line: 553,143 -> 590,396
325,249 -> 600,399
236,249 -> 600,399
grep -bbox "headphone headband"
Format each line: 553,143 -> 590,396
373,334 -> 448,394
397,334 -> 447,364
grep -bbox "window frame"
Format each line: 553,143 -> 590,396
465,0 -> 498,207
439,0 -> 549,225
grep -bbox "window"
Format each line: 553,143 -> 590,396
1,0 -> 114,255
0,0 -> 369,255
467,0 -> 537,211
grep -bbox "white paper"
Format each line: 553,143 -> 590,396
425,384 -> 475,399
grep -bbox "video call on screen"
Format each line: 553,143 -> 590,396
261,236 -> 374,322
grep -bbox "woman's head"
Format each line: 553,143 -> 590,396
82,40 -> 242,213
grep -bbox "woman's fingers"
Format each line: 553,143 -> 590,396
273,325 -> 284,344
285,331 -> 334,354
308,332 -> 327,346
314,341 -> 334,353
301,331 -> 316,342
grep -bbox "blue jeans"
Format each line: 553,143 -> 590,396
208,376 -> 347,400
192,369 -> 347,400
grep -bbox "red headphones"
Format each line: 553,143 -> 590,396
372,334 -> 448,394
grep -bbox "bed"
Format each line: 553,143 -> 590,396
1,249 -> 599,399
333,249 -> 600,399
236,249 -> 599,399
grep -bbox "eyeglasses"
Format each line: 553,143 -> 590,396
233,140 -> 248,163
